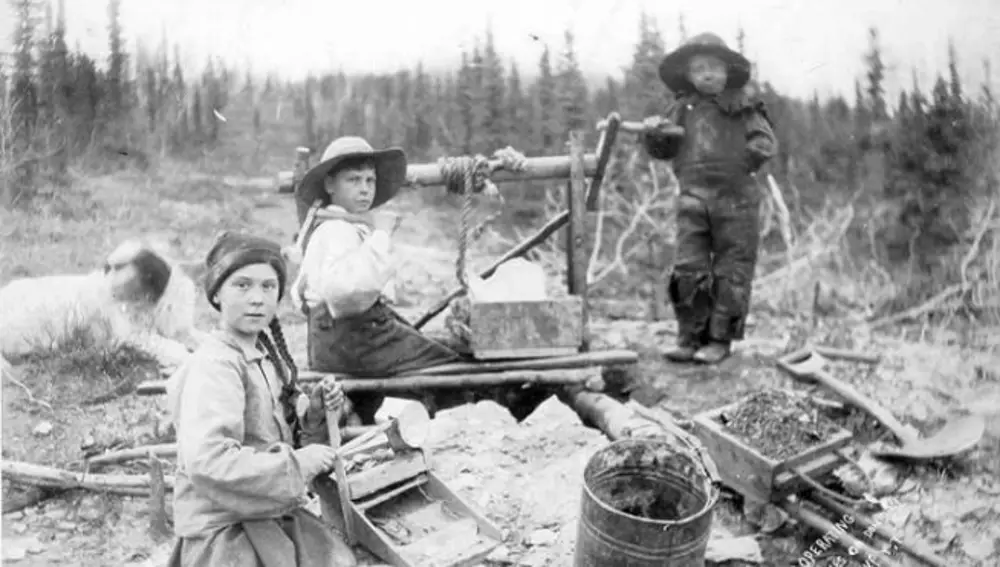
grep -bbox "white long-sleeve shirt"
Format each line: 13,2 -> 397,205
291,206 -> 397,318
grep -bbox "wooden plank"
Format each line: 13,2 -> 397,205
472,347 -> 579,360
567,130 -> 591,351
401,518 -> 483,565
423,472 -> 505,542
348,450 -> 428,501
467,297 -> 584,360
777,429 -> 852,473
356,475 -> 428,511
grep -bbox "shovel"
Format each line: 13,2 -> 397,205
776,348 -> 985,462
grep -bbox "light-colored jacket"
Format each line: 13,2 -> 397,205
291,205 -> 397,317
167,331 -> 325,537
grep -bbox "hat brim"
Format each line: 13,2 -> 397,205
295,147 -> 408,224
658,44 -> 751,94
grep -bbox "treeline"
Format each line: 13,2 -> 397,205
2,1 -> 998,312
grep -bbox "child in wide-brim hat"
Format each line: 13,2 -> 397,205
292,136 -> 555,425
642,32 -> 778,366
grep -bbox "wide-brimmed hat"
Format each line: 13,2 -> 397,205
658,32 -> 751,94
295,136 -> 407,224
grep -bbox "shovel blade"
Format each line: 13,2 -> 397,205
870,414 -> 986,461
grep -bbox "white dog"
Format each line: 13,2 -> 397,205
0,239 -> 207,374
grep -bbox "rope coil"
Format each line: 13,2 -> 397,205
438,146 -> 527,346
436,146 -> 527,292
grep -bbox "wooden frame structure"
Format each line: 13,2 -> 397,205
288,112 -> 638,392
135,113 -> 639,400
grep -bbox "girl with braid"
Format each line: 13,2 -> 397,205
166,232 -> 357,567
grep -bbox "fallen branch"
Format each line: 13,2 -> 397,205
3,374 -> 53,411
2,460 -> 174,496
867,283 -> 964,328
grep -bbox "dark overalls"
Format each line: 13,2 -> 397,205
642,91 -> 777,350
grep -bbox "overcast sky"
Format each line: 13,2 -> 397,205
3,0 -> 999,101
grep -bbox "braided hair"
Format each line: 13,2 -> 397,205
256,317 -> 303,447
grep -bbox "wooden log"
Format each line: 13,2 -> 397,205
413,209 -> 571,329
404,154 -> 598,187
1,460 -> 175,495
558,388 -> 665,441
137,367 -> 611,397
567,130 -> 590,351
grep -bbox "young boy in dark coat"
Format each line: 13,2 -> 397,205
642,32 -> 778,365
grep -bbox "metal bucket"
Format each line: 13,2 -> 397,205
574,438 -> 719,566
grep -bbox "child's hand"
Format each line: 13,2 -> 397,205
643,116 -> 684,137
321,377 -> 345,415
371,211 -> 402,234
308,376 -> 346,418
295,444 -> 340,481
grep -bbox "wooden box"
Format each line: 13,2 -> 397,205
461,296 -> 585,360
691,401 -> 853,503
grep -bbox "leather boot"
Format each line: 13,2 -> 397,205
693,341 -> 731,364
661,338 -> 700,362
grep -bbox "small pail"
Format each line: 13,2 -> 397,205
574,437 -> 719,566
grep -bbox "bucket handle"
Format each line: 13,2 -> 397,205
632,410 -> 723,488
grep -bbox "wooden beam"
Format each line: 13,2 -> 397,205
135,367 -> 613,397
586,112 -> 621,211
567,130 -> 591,351
403,153 -> 598,188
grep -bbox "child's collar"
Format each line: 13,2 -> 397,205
212,329 -> 265,363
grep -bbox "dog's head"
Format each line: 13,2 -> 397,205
103,239 -> 173,305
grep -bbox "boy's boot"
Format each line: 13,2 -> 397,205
693,340 -> 731,364
663,273 -> 712,363
662,336 -> 700,362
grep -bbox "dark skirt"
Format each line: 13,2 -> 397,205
166,507 -> 357,567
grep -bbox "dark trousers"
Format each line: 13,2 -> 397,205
308,301 -> 552,424
668,182 -> 761,346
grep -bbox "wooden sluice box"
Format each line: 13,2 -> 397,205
451,295 -> 585,360
315,413 -> 503,567
690,394 -> 855,503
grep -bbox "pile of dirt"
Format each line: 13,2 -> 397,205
718,389 -> 845,461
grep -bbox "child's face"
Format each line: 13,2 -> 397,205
686,54 -> 728,95
325,163 -> 377,214
215,263 -> 281,338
